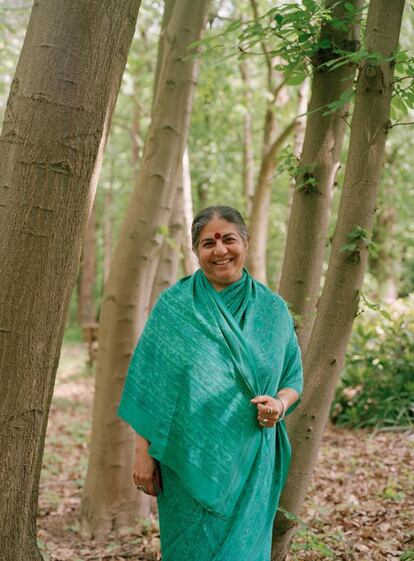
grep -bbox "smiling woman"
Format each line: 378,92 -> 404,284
193,210 -> 249,291
118,205 -> 303,561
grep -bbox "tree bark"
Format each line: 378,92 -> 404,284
239,59 -> 255,216
0,2 -> 141,560
103,166 -> 114,286
272,2 -> 405,558
79,0 -> 211,538
150,188 -> 183,308
77,201 -> 97,327
278,0 -> 362,352
181,146 -> 198,275
246,0 -> 295,285
247,118 -> 296,284
369,166 -> 399,303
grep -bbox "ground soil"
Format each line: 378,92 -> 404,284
37,344 -> 414,561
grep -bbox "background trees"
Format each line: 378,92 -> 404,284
0,0 -> 413,559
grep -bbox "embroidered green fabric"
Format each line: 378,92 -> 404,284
117,269 -> 303,520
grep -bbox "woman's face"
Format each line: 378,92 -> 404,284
194,216 -> 248,291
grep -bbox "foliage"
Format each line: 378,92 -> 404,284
1,0 -> 414,326
331,295 -> 414,429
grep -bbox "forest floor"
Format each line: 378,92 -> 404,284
37,343 -> 414,561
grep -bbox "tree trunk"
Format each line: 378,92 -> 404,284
103,168 -> 114,286
79,0 -> 211,538
0,2 -> 141,560
278,0 -> 362,352
181,146 -> 198,275
77,201 -> 97,326
150,189 -> 183,308
239,59 -> 255,216
246,0 -> 295,285
274,79 -> 310,290
292,80 -> 310,163
247,118 -> 296,284
369,176 -> 399,303
131,93 -> 142,183
272,2 -> 405,558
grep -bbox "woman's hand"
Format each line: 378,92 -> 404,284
250,395 -> 285,428
133,435 -> 162,496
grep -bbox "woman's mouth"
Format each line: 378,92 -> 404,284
212,258 -> 233,266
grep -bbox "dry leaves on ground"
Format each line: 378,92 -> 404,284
37,344 -> 414,561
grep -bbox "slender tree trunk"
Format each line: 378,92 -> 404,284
103,170 -> 114,286
246,0 -> 295,284
197,180 -> 208,211
292,80 -> 310,163
278,0 -> 362,352
272,2 -> 405,558
274,79 -> 310,290
77,201 -> 97,326
0,2 -> 141,560
240,59 -> 255,216
131,94 -> 142,183
150,190 -> 183,308
181,146 -> 198,275
247,118 -> 296,284
80,0 -> 211,538
369,179 -> 399,303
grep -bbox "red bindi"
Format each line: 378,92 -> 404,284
214,232 -> 221,239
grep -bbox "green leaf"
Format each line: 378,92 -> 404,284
344,2 -> 356,12
340,242 -> 358,253
274,13 -> 283,27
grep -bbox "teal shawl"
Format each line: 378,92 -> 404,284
118,269 -> 303,519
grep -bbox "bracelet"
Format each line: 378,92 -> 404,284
275,395 -> 287,421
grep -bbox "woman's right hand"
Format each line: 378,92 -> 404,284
133,435 -> 162,496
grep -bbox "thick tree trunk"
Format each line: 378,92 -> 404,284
278,0 -> 362,352
0,2 -> 141,560
272,2 -> 405,558
79,0 -> 211,538
77,201 -> 97,326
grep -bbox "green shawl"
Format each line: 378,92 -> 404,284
118,269 -> 303,519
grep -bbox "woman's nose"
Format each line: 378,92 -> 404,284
213,240 -> 227,255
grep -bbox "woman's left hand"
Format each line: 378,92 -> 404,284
250,395 -> 284,428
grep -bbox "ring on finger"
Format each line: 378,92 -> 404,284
267,408 -> 272,415
262,418 -> 269,424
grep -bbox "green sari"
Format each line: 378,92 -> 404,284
118,269 -> 303,560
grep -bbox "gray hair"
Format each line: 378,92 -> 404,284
191,205 -> 249,248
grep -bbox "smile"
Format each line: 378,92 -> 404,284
212,258 -> 233,265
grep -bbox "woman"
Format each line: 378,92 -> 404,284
118,205 -> 303,561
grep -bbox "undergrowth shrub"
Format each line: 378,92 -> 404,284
331,294 -> 414,429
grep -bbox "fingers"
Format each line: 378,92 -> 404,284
252,398 -> 280,428
250,395 -> 270,404
133,471 -> 161,496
